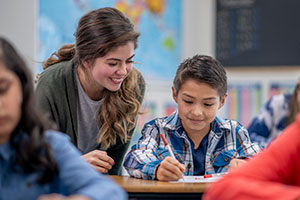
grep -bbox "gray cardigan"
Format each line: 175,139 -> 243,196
36,60 -> 145,175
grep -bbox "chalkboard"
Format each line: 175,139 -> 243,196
216,0 -> 300,67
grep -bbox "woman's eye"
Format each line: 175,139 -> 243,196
126,60 -> 134,64
108,63 -> 118,67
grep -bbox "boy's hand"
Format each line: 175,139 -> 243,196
156,156 -> 185,181
228,158 -> 247,171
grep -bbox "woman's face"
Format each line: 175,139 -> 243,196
0,64 -> 23,144
83,41 -> 135,93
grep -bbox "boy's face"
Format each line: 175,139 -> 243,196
172,79 -> 226,137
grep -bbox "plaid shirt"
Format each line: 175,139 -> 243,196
123,111 -> 260,180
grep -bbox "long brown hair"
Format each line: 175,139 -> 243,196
43,7 -> 143,149
287,79 -> 300,125
0,37 -> 57,183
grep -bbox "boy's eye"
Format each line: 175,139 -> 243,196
126,60 -> 134,64
204,103 -> 213,107
183,100 -> 193,104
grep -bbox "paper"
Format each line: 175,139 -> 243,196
169,173 -> 227,183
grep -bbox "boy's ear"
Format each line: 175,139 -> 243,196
172,86 -> 178,103
218,93 -> 228,109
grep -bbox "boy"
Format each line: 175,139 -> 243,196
123,55 -> 260,181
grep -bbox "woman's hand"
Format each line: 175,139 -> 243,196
156,156 -> 185,181
228,158 -> 247,171
82,150 -> 115,173
38,194 -> 90,200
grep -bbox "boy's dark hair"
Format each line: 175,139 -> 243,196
173,54 -> 227,99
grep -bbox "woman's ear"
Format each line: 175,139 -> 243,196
172,86 -> 178,103
218,93 -> 228,109
82,60 -> 90,69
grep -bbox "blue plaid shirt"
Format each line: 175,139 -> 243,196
123,111 -> 260,180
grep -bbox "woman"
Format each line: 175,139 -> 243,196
36,7 -> 145,175
0,37 -> 126,199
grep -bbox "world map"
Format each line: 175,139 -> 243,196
39,0 -> 182,80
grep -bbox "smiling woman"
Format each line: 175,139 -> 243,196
36,7 -> 145,175
0,37 -> 126,200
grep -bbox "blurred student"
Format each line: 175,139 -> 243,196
123,55 -> 260,181
248,79 -> 300,148
203,113 -> 300,200
0,37 -> 126,200
36,7 -> 145,175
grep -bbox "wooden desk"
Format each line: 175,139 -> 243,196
111,175 -> 211,200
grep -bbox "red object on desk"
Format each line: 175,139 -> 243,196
204,174 -> 213,178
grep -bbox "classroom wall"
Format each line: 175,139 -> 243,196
0,0 -> 38,76
1,0 -> 299,122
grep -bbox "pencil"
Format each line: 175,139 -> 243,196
160,134 -> 176,159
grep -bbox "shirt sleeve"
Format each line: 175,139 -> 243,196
36,75 -> 58,124
123,121 -> 163,180
46,131 -> 127,200
203,116 -> 300,200
235,124 -> 261,157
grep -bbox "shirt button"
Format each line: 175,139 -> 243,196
187,163 -> 191,169
26,182 -> 32,188
224,157 -> 229,162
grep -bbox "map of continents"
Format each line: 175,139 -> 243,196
39,0 -> 182,79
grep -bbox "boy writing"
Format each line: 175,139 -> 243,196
123,55 -> 260,181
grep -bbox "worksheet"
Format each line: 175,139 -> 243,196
169,173 -> 227,183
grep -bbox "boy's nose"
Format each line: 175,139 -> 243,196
192,105 -> 203,117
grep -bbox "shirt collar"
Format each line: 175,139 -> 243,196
160,110 -> 182,131
160,111 -> 232,136
211,115 -> 233,136
0,142 -> 13,161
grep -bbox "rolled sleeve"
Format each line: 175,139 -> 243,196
123,122 -> 162,180
236,126 -> 261,157
46,130 -> 127,200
